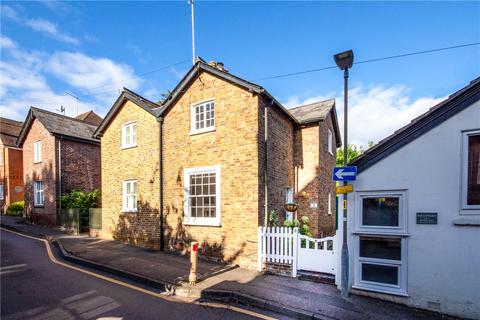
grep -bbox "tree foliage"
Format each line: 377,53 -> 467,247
336,143 -> 373,166
61,189 -> 100,226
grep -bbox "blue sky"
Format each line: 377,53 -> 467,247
1,1 -> 479,146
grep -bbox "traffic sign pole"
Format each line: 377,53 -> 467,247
341,67 -> 349,298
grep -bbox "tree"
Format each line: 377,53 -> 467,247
336,144 -> 364,166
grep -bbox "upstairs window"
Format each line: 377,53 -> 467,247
328,129 -> 333,155
122,180 -> 137,212
191,100 -> 215,134
122,122 -> 137,149
463,130 -> 480,209
34,181 -> 44,206
34,141 -> 42,163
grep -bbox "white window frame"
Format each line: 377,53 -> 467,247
0,184 -> 4,200
33,141 -> 42,163
190,99 -> 215,135
461,129 -> 480,211
328,192 -> 332,215
34,181 -> 44,206
121,122 -> 137,149
328,129 -> 333,155
183,165 -> 221,226
354,190 -> 408,235
285,186 -> 294,221
122,180 -> 138,212
353,235 -> 408,296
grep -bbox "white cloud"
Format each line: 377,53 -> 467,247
46,52 -> 141,104
25,18 -> 80,45
1,6 -> 80,45
0,37 -> 140,120
285,85 -> 446,148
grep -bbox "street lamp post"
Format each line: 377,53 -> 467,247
333,49 -> 354,298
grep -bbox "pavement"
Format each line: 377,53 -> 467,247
1,215 -> 454,320
1,227 -> 267,320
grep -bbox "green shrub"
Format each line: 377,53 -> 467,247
61,189 -> 100,227
284,215 -> 312,237
268,209 -> 280,227
6,201 -> 24,216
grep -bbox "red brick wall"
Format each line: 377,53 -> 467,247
258,98 -> 295,226
60,139 -> 101,194
294,112 -> 337,237
22,119 -> 57,225
5,147 -> 24,207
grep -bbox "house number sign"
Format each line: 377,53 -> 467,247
416,212 -> 438,225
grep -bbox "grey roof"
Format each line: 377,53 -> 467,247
289,99 -> 335,124
351,77 -> 480,173
289,99 -> 342,147
17,107 -> 100,146
94,88 -> 161,138
0,117 -> 23,147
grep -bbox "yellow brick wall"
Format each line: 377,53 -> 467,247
99,101 -> 161,248
162,71 -> 261,268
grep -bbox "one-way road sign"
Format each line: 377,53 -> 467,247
333,166 -> 357,181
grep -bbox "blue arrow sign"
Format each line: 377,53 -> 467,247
333,166 -> 357,181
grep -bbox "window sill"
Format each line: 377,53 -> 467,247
33,161 -> 42,164
183,219 -> 221,227
352,285 -> 408,297
120,145 -> 137,150
453,217 -> 480,226
190,128 -> 215,136
352,231 -> 410,237
121,210 -> 138,214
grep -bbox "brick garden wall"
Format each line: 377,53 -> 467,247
22,119 -> 57,225
99,101 -> 161,249
162,71 -> 261,268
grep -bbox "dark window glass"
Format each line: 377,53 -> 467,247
467,134 -> 480,205
362,263 -> 398,285
362,197 -> 399,226
360,237 -> 401,260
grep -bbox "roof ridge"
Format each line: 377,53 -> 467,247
31,107 -> 99,128
122,87 -> 161,108
288,98 -> 335,110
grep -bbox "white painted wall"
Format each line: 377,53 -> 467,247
348,100 -> 480,319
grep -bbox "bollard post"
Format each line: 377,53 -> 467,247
189,241 -> 198,285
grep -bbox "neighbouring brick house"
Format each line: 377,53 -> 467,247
94,59 -> 341,269
0,117 -> 24,213
17,108 -> 102,225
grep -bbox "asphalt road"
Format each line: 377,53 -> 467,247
0,229 -> 271,320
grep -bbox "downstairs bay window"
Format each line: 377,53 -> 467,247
184,165 -> 221,226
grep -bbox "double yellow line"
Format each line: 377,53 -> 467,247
1,227 -> 276,320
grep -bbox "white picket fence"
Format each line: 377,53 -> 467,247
257,227 -> 299,276
258,226 -> 337,278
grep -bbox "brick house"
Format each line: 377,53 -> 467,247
0,117 -> 24,213
16,108 -> 102,225
94,59 -> 341,268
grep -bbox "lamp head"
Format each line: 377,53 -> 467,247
334,50 -> 354,70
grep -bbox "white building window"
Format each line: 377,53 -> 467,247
122,180 -> 137,212
285,186 -> 294,221
328,129 -> 333,155
462,130 -> 480,210
190,100 -> 215,134
34,141 -> 42,163
0,184 -> 4,200
122,122 -> 137,149
34,181 -> 44,206
184,165 -> 220,226
328,192 -> 332,215
353,191 -> 408,296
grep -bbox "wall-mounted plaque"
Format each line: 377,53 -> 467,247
14,186 -> 23,193
416,212 -> 437,224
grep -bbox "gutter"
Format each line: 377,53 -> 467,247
158,117 -> 164,250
